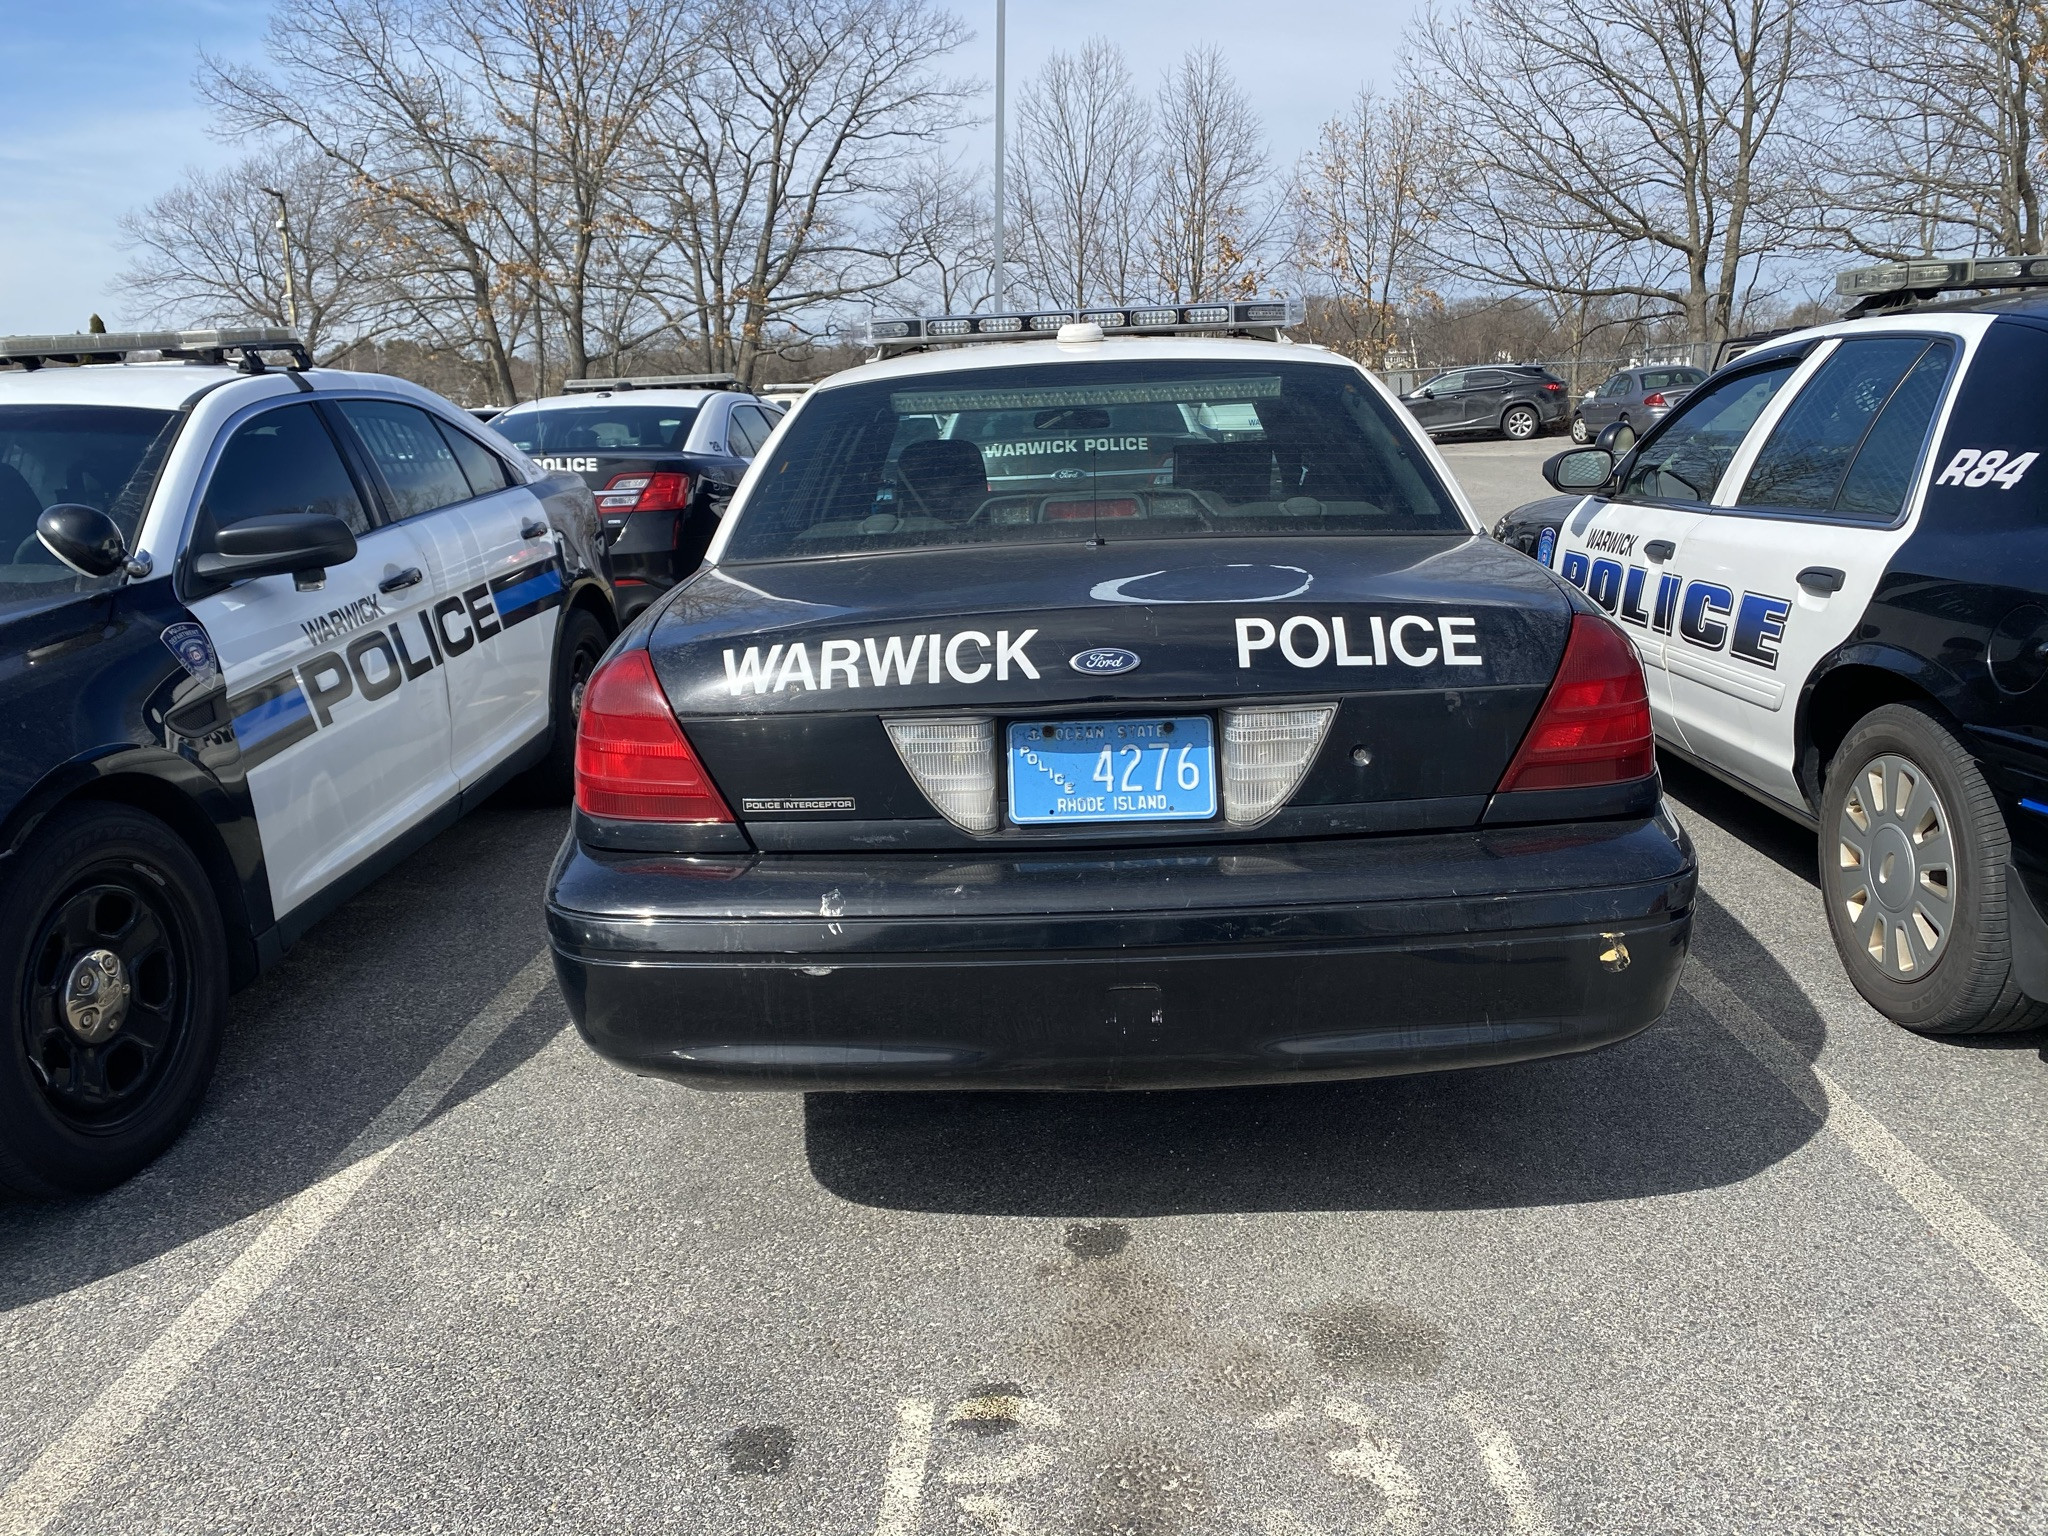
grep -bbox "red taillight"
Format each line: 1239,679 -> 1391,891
597,471 -> 692,513
1542,381 -> 1563,393
1497,614 -> 1655,792
1044,498 -> 1140,521
574,649 -> 733,822
1643,392 -> 1668,409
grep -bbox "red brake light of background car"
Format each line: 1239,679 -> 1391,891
1643,392 -> 1668,409
1043,498 -> 1140,521
597,471 -> 692,513
1496,614 -> 1655,792
1542,381 -> 1564,393
574,649 -> 733,822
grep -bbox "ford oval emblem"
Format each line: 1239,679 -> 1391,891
1070,647 -> 1141,676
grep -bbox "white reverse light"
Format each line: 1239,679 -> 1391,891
1220,704 -> 1336,825
885,717 -> 997,832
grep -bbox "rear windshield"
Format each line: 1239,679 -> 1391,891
2,404 -> 180,617
722,358 -> 1466,562
495,404 -> 700,455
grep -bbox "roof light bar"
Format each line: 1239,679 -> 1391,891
560,373 -> 740,393
0,327 -> 310,373
1836,254 -> 2048,313
867,298 -> 1304,354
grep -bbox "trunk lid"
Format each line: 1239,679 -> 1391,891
647,535 -> 1573,845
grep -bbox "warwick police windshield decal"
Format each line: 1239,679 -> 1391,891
225,557 -> 565,768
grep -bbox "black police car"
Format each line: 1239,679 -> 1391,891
0,329 -> 614,1196
545,304 -> 1697,1092
494,377 -> 785,622
1503,256 -> 2048,1035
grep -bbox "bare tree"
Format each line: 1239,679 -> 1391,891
120,142 -> 392,355
1414,0 -> 1815,347
890,154 -> 998,314
200,0 -> 530,401
644,0 -> 977,385
452,0 -> 693,385
1007,39 -> 1154,309
1148,46 -> 1269,303
1289,86 -> 1450,368
1810,0 -> 2048,258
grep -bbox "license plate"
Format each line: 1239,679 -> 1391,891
1006,717 -> 1217,824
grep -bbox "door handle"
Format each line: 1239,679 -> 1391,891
1797,566 -> 1846,595
1644,539 -> 1676,562
521,517 -> 549,539
378,566 -> 423,594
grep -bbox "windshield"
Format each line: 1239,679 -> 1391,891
1,404 -> 180,616
722,358 -> 1466,562
496,403 -> 701,455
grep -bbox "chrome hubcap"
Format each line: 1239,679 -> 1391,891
1837,753 -> 1954,980
63,949 -> 131,1043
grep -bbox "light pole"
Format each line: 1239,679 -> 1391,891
992,0 -> 1006,311
260,187 -> 298,331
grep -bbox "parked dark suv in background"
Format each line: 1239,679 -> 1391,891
1398,365 -> 1568,440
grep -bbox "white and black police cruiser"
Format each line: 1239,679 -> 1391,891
544,301 -> 1698,1092
0,329 -> 615,1196
1515,256 -> 2048,1037
493,375 -> 785,622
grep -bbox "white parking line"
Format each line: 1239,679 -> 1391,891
1452,1394 -> 1555,1536
0,951 -> 557,1536
1684,967 -> 2048,1334
871,1397 -> 937,1536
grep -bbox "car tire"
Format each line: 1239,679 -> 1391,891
1501,404 -> 1540,440
1819,703 -> 2048,1034
1570,414 -> 1590,444
519,607 -> 612,803
0,803 -> 229,1198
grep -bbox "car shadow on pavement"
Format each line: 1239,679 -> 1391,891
803,889 -> 1827,1217
0,800 -> 570,1312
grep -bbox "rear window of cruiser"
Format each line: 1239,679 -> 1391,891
721,359 -> 1467,561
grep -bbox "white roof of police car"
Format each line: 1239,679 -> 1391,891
706,333 -> 1484,559
496,387 -> 737,416
0,362 -> 542,568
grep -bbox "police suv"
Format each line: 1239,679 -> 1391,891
545,301 -> 1697,1094
493,376 -> 785,621
0,329 -> 615,1196
1526,257 -> 2048,1036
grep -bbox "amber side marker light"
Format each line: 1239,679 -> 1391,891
574,649 -> 733,822
1496,613 -> 1655,792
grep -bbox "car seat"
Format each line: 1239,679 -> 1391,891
1173,442 -> 1274,504
895,438 -> 988,521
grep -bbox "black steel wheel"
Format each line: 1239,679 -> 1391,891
1820,703 -> 2048,1034
0,803 -> 228,1197
1502,404 -> 1541,440
521,606 -> 613,802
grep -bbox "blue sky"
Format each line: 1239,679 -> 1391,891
0,0 -> 1420,335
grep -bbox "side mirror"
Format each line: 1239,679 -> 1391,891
191,512 -> 358,590
36,504 -> 129,577
1543,448 -> 1616,493
1596,420 -> 1637,454
1419,388 -> 1435,399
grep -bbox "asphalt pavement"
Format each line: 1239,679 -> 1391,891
3,434 -> 2044,1535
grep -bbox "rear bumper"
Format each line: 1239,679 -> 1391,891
547,809 -> 1696,1091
